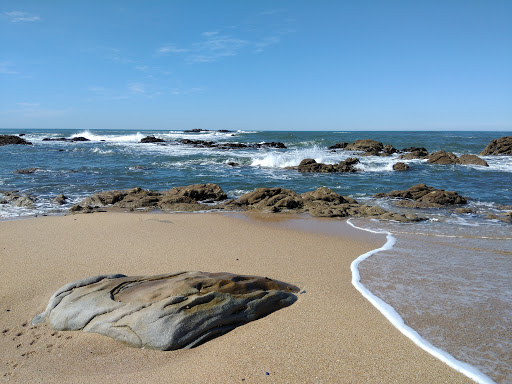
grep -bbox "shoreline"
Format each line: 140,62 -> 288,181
1,211 -> 473,383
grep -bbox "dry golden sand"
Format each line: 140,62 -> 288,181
0,212 -> 472,383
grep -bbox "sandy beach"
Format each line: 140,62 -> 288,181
0,212 -> 472,383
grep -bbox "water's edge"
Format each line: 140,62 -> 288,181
347,219 -> 495,384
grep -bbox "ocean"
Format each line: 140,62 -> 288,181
1,128 -> 511,383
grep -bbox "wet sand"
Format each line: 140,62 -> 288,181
0,212 -> 472,383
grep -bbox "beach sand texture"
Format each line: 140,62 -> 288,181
0,212 -> 472,383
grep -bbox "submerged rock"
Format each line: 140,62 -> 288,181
14,167 -> 40,174
479,136 -> 512,156
0,135 -> 32,146
393,162 -> 410,171
140,136 -> 166,143
33,271 -> 299,350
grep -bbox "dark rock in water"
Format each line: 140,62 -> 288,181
479,136 -> 512,156
345,139 -> 383,153
53,194 -> 68,205
426,150 -> 459,164
398,147 -> 429,160
179,139 -> 286,150
33,271 -> 299,350
383,144 -> 398,155
393,162 -> 410,171
70,136 -> 90,142
217,130 -> 233,133
0,191 -> 37,208
374,183 -> 467,207
140,136 -> 166,143
43,137 -> 69,142
227,162 -> 239,167
328,143 -> 348,150
14,167 -> 40,174
297,158 -> 359,173
458,154 -> 489,166
179,138 -> 217,148
184,129 -> 209,133
0,135 -> 33,146
254,142 -> 287,149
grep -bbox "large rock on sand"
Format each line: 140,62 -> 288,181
479,136 -> 512,156
33,272 -> 299,350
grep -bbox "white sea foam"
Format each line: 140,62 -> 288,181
71,130 -> 145,142
347,219 -> 496,384
250,145 -> 332,168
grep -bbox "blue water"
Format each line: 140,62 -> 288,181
1,128 -> 511,382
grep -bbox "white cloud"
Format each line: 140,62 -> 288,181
158,45 -> 189,54
4,11 -> 40,23
254,36 -> 280,53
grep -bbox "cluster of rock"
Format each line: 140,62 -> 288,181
33,271 -> 299,350
70,184 -> 421,222
139,136 -> 287,149
70,183 -> 227,213
479,136 -> 512,156
329,139 -> 398,156
42,136 -> 90,142
0,191 -> 38,208
0,135 -> 32,146
295,158 -> 360,173
426,151 -> 488,166
374,184 -> 468,208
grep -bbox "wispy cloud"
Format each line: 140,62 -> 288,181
4,11 -> 40,23
0,102 -> 67,117
0,61 -> 19,75
157,32 -> 250,63
171,87 -> 204,96
254,36 -> 280,53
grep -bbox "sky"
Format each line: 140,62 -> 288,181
1,0 -> 511,131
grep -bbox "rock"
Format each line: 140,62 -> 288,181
227,162 -> 239,167
398,147 -> 428,160
0,191 -> 37,208
217,130 -> 233,133
458,154 -> 489,166
254,142 -> 287,149
426,151 -> 459,164
184,129 -> 209,133
70,137 -> 90,142
345,139 -> 384,153
297,158 -> 359,173
328,143 -> 348,150
43,137 -> 69,142
53,194 -> 68,205
33,271 -> 299,350
374,183 -> 467,207
140,136 -> 166,143
0,135 -> 32,146
393,162 -> 410,171
14,168 -> 40,174
479,136 -> 512,156
383,144 -> 398,155
228,188 -> 303,212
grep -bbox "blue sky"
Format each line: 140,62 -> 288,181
1,1 -> 511,131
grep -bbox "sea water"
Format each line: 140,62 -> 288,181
1,128 -> 511,382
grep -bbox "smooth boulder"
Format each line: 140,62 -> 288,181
33,271 -> 299,350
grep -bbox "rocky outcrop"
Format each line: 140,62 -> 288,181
426,151 -> 459,164
70,184 -> 228,213
346,139 -> 383,153
297,158 -> 359,173
479,136 -> 512,156
227,188 -> 303,212
458,154 -> 489,166
398,147 -> 429,160
179,139 -> 287,150
328,143 -> 348,150
426,151 -> 489,166
33,271 -> 299,350
0,191 -> 37,208
53,194 -> 68,205
393,162 -> 410,171
374,184 -> 467,207
0,135 -> 32,146
14,168 -> 40,174
42,137 -> 90,142
140,136 -> 166,143
225,186 -> 419,221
